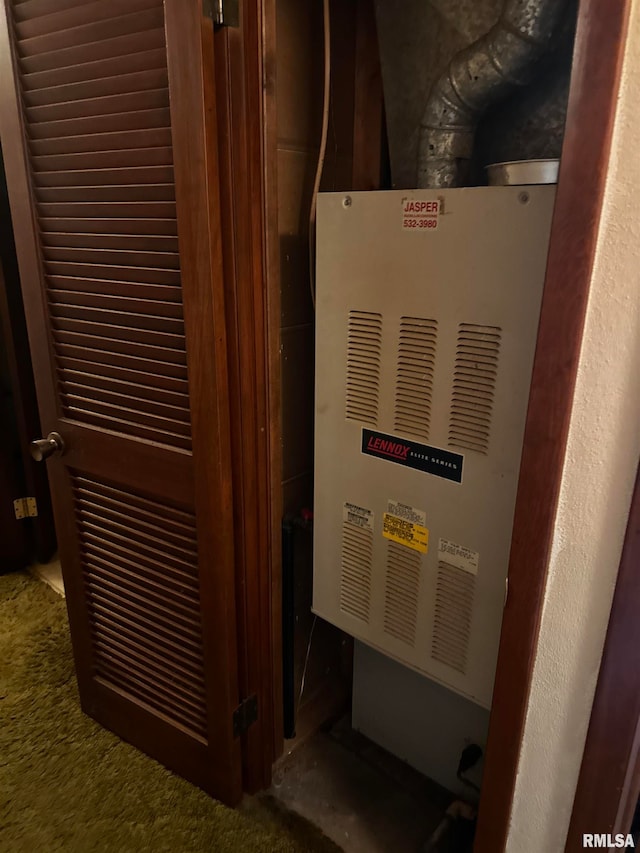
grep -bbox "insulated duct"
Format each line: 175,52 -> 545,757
417,0 -> 568,189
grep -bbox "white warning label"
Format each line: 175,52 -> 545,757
387,500 -> 426,527
343,502 -> 374,532
438,538 -> 480,575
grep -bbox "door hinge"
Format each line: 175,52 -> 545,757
13,497 -> 38,519
203,0 -> 239,27
233,694 -> 258,737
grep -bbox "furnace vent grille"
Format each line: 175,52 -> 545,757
340,521 -> 373,623
345,310 -> 382,425
383,541 -> 420,646
449,323 -> 501,454
431,561 -> 475,674
394,317 -> 437,440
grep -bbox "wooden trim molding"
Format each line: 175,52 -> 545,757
261,0 -> 285,765
474,0 -> 632,849
564,468 -> 640,850
213,0 -> 278,791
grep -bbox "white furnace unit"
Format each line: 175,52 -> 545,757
313,186 -> 555,710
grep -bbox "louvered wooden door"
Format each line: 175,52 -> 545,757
0,0 -> 243,802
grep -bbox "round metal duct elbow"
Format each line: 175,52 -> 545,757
417,0 -> 568,189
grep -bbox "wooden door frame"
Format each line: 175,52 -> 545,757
212,0 -> 281,789
564,467 -> 640,850
474,0 -> 632,848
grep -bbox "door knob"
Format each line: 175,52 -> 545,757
30,431 -> 65,462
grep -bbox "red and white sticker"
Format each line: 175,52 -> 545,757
402,198 -> 440,231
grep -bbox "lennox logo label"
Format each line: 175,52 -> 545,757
365,436 -> 410,461
362,429 -> 463,484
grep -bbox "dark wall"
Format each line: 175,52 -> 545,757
277,0 -> 357,733
0,149 -> 56,569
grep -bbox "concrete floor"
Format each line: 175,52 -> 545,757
268,720 -> 452,853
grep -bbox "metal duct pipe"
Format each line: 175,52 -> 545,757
417,0 -> 568,189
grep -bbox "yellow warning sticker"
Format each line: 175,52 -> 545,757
383,512 -> 429,554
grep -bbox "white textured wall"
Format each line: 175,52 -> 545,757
506,5 -> 640,850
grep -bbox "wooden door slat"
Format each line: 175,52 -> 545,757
91,626 -> 205,699
52,319 -> 187,353
44,246 -> 180,270
85,592 -> 201,664
92,647 -> 207,724
16,9 -> 165,62
21,47 -> 168,93
47,277 -> 181,301
80,524 -> 200,600
36,185 -> 176,203
90,662 -> 206,735
78,503 -> 196,561
85,581 -> 202,647
62,406 -> 191,449
13,0 -> 94,25
50,303 -> 184,334
18,28 -> 167,76
62,392 -> 192,437
92,655 -> 206,725
94,655 -> 207,737
60,369 -> 188,411
86,566 -> 200,634
33,147 -> 174,174
39,201 -> 177,219
81,538 -> 198,593
53,343 -> 189,379
52,335 -> 186,369
92,632 -> 207,712
90,611 -> 203,680
89,605 -> 203,673
74,478 -> 195,534
74,494 -> 196,554
28,107 -> 171,141
49,288 -> 183,317
84,569 -> 200,637
79,525 -> 197,582
60,396 -> 191,440
82,552 -> 198,609
55,357 -> 189,395
90,612 -> 203,682
30,127 -> 173,156
92,635 -> 207,715
26,87 -> 169,124
41,218 -> 177,235
24,68 -> 168,109
35,165 -> 174,187
60,378 -> 189,414
48,298 -> 184,328
41,231 -> 179,252
15,0 -> 161,41
45,259 -> 179,285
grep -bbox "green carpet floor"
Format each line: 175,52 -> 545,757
0,572 -> 339,853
